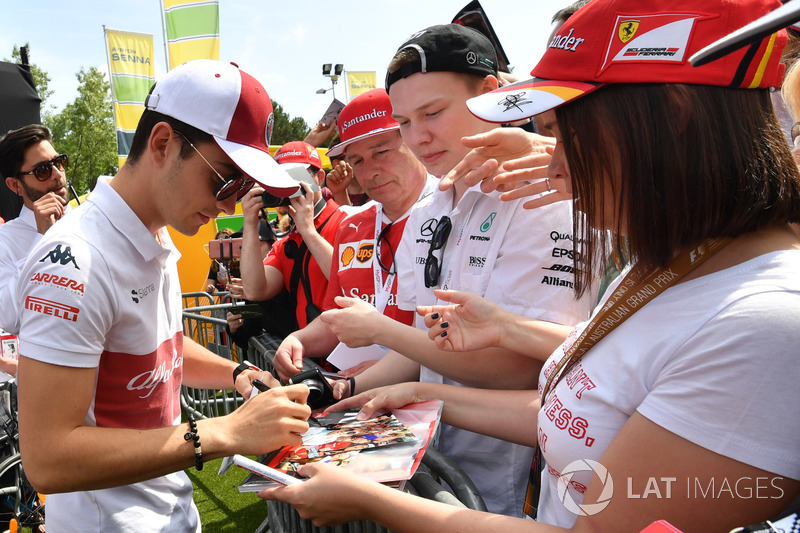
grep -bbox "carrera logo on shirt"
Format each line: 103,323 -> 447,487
39,244 -> 80,269
24,296 -> 80,322
356,243 -> 374,263
29,273 -> 85,295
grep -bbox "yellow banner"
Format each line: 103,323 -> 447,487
346,71 -> 377,100
161,0 -> 220,70
104,28 -> 155,167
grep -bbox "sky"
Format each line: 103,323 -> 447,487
0,0 -> 575,128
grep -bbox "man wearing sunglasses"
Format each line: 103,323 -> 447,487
13,60 -> 310,532
0,124 -> 71,338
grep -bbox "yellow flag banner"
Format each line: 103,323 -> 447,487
161,0 -> 220,70
104,28 -> 155,168
346,71 -> 377,100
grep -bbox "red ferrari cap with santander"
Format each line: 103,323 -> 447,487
467,0 -> 787,123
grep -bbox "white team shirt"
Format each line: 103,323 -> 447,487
17,179 -> 198,532
395,183 -> 592,517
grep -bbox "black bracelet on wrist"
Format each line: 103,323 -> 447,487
348,377 -> 356,398
184,416 -> 203,471
232,362 -> 250,386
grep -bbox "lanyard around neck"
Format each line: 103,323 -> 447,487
540,236 -> 732,405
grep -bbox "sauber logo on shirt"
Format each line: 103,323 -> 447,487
29,273 -> 85,295
39,244 -> 80,269
602,14 -> 701,72
24,296 -> 80,322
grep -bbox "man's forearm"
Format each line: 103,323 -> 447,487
299,230 -> 333,280
181,336 -> 238,389
351,350 -> 420,394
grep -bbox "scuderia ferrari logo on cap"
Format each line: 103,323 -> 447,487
618,20 -> 639,43
602,13 -> 702,72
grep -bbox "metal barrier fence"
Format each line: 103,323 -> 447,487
181,294 -> 487,532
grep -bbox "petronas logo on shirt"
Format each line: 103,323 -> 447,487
480,212 -> 496,232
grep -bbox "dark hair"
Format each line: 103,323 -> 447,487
126,109 -> 213,165
386,47 -> 486,94
0,124 -> 52,180
558,84 -> 800,296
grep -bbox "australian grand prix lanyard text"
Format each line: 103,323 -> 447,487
539,236 -> 732,404
372,204 -> 395,314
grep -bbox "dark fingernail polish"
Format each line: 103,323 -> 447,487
441,322 -> 449,328
431,313 -> 439,319
441,331 -> 448,337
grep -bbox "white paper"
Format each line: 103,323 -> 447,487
326,342 -> 390,371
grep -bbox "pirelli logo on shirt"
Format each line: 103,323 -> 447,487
338,241 -> 374,271
24,296 -> 80,322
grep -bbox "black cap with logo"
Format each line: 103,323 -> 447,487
385,24 -> 498,93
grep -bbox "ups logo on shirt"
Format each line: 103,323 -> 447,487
356,243 -> 374,263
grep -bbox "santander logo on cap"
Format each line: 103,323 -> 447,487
327,88 -> 400,157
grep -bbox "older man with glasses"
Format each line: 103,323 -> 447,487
0,124 -> 71,337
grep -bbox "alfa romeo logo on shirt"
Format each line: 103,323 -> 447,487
421,218 -> 437,237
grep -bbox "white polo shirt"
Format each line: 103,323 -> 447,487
17,179 -> 198,532
0,206 -> 43,333
395,183 -> 592,517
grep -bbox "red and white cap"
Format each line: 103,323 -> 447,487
145,59 -> 299,195
326,89 -> 399,158
273,140 -> 323,169
467,0 -> 787,123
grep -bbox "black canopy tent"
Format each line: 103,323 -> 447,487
0,56 -> 41,222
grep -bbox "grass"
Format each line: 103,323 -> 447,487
186,457 -> 269,532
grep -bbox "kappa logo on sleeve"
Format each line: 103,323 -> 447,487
24,296 -> 80,322
601,14 -> 703,72
39,244 -> 80,269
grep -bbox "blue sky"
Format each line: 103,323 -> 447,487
0,1 -> 574,127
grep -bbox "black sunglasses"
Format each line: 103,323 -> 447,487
376,222 -> 396,275
18,154 -> 68,181
174,130 -> 254,202
424,216 -> 452,288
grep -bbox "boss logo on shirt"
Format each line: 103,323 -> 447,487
468,256 -> 486,268
24,296 -> 80,322
29,273 -> 85,295
39,244 -> 80,269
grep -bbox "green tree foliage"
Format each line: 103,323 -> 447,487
5,43 -> 53,116
270,101 -> 309,146
47,67 -> 117,195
